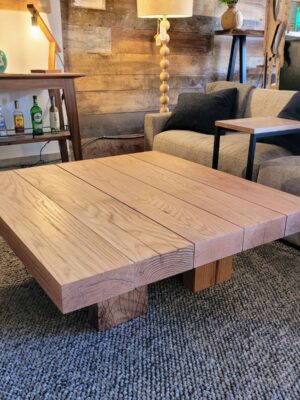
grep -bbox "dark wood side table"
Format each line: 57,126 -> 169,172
0,73 -> 84,162
213,117 -> 300,180
214,29 -> 264,84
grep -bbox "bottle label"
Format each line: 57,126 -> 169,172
50,111 -> 60,132
14,114 -> 24,128
33,113 -> 42,123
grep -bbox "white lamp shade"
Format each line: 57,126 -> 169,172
137,0 -> 193,18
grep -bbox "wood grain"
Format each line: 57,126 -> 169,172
183,256 -> 233,293
60,158 -> 244,267
0,132 -> 70,146
88,286 -> 147,331
61,0 -> 265,138
216,117 -> 300,134
133,151 -> 300,237
0,171 -> 139,313
17,165 -> 194,289
101,155 -> 286,250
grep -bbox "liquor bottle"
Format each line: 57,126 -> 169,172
0,105 -> 7,137
13,100 -> 25,134
31,96 -> 43,136
49,96 -> 60,133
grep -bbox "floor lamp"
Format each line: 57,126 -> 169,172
137,0 -> 193,113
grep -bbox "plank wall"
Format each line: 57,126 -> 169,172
61,0 -> 265,140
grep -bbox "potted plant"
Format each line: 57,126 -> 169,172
219,0 -> 243,30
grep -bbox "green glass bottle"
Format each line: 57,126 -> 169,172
31,96 -> 43,136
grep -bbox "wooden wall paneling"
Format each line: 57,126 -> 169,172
0,0 -> 51,13
79,136 -> 144,158
64,24 -> 112,55
61,0 -> 266,147
79,112 -> 147,138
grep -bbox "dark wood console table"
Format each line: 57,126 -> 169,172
214,29 -> 264,84
0,73 -> 84,162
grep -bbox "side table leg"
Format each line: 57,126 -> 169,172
88,286 -> 148,331
245,135 -> 257,180
63,80 -> 83,161
58,139 -> 69,163
239,35 -> 247,84
212,127 -> 222,170
227,36 -> 239,81
183,256 -> 233,293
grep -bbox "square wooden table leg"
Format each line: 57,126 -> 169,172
88,286 -> 148,331
58,139 -> 69,162
183,256 -> 233,293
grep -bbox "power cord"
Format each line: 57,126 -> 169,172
0,134 -> 144,170
82,134 -> 144,149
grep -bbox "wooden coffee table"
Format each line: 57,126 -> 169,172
1,151 -> 300,331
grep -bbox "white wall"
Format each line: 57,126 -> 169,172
0,0 -> 64,162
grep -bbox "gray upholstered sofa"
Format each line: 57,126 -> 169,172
144,81 -> 300,245
145,81 -> 297,180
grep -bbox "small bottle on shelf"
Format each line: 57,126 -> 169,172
13,100 -> 25,134
0,105 -> 7,137
31,96 -> 43,136
49,96 -> 60,133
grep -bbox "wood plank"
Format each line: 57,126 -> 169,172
79,136 -> 144,159
75,75 -> 204,92
17,165 -> 194,288
64,24 -> 111,55
183,256 -> 233,293
88,286 -> 147,331
112,28 -> 213,56
0,132 -> 70,146
132,151 -> 300,237
59,158 -> 244,266
100,155 -> 286,250
0,171 -> 138,314
77,88 -> 196,114
79,112 -> 147,138
216,117 -> 300,134
214,30 -> 264,37
216,256 -> 233,285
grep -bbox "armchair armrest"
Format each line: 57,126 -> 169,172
144,112 -> 171,150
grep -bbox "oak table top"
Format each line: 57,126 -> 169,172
1,151 -> 300,319
215,117 -> 300,134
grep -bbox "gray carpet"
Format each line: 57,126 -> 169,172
0,237 -> 299,400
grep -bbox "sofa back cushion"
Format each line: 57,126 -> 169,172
206,81 -> 254,118
163,88 -> 238,135
245,88 -> 297,117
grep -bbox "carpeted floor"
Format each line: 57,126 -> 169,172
0,237 -> 299,400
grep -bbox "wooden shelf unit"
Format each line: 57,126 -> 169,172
0,73 -> 84,163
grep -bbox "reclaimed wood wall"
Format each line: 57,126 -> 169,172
61,0 -> 266,139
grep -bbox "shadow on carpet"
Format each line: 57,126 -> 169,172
0,237 -> 299,400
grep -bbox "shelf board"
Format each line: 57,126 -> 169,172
0,131 -> 71,146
